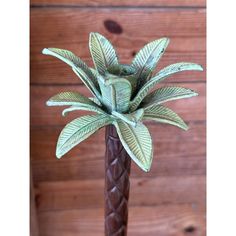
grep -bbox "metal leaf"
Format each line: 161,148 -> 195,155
141,86 -> 198,108
72,67 -> 101,99
112,111 -> 136,127
132,38 -> 169,87
46,91 -> 104,115
114,120 -> 153,172
42,48 -> 101,98
89,32 -> 119,75
56,114 -> 113,158
43,33 -> 201,174
98,77 -> 132,113
107,64 -> 138,93
47,91 -> 98,106
62,105 -> 106,116
130,62 -> 203,111
89,97 -> 102,106
143,105 -> 188,130
112,108 -> 144,127
126,108 -> 144,123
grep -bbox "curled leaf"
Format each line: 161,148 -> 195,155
42,48 -> 101,98
62,105 -> 105,117
47,91 -> 99,107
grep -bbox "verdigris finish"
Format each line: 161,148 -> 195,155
43,32 -> 202,172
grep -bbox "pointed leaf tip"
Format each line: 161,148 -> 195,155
89,32 -> 118,75
184,125 -> 189,131
41,47 -> 101,98
188,89 -> 199,97
42,48 -> 49,55
42,48 -> 46,54
62,110 -> 67,117
198,65 -> 204,71
46,100 -> 54,106
144,166 -> 151,172
132,37 -> 170,86
89,32 -> 101,38
56,151 -> 62,159
190,64 -> 203,72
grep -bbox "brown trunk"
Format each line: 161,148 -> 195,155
105,125 -> 131,236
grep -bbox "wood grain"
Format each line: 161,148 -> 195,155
38,205 -> 205,236
30,8 -> 206,84
35,176 -> 205,212
31,2 -> 206,235
32,155 -> 206,183
31,0 -> 206,7
31,122 -> 205,182
31,122 -> 205,161
30,171 -> 39,236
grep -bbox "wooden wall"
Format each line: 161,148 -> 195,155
30,0 -> 206,235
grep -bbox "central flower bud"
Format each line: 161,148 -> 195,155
107,64 -> 136,76
107,64 -> 137,93
98,64 -> 137,113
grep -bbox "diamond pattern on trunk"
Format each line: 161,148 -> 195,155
105,125 -> 131,236
110,158 -> 124,181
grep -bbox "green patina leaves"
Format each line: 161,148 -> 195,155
42,48 -> 100,99
89,32 -> 119,75
43,32 -> 203,172
56,114 -> 113,158
112,108 -> 144,127
143,105 -> 188,130
132,37 -> 170,87
114,120 -> 153,172
130,62 -> 203,111
47,91 -> 104,114
47,91 -> 98,107
98,76 -> 132,113
141,87 -> 198,108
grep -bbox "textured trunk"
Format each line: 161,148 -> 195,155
105,125 -> 131,236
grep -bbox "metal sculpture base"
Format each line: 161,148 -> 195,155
105,125 -> 131,236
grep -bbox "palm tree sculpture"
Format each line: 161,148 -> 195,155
42,32 -> 203,236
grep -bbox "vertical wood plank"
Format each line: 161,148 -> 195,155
30,171 -> 39,236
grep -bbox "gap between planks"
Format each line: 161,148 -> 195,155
30,5 -> 206,10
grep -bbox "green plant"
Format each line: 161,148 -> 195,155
42,32 -> 203,172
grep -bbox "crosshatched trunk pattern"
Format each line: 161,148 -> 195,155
105,125 -> 131,236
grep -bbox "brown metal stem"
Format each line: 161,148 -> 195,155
105,125 -> 131,236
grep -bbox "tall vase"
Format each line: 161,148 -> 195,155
105,124 -> 131,236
